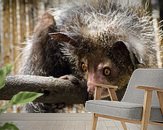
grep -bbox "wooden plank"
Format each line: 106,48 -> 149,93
11,0 -> 18,73
30,0 -> 38,30
96,113 -> 141,124
13,0 -> 26,74
20,0 -> 26,43
0,113 -> 162,129
121,121 -> 127,130
108,88 -> 118,101
9,0 -> 14,67
25,0 -> 29,37
92,113 -> 98,130
16,0 -> 21,49
157,91 -> 163,114
0,113 -> 122,130
27,0 -> 35,36
73,121 -> 86,130
137,86 -> 163,92
2,0 -> 10,64
141,90 -> 152,130
150,121 -> 163,127
88,82 -> 118,89
94,87 -> 102,100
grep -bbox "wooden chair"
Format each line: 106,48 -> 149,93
85,68 -> 163,130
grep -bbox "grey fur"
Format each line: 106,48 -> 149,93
19,0 -> 161,112
50,0 -> 159,67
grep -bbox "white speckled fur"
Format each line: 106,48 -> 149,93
49,0 -> 161,67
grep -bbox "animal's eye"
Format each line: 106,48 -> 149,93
103,67 -> 111,76
81,62 -> 87,72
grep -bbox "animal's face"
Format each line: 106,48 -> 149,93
78,44 -> 134,93
80,56 -> 119,92
50,33 -> 135,94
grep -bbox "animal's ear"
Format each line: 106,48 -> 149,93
111,41 -> 141,67
112,41 -> 127,50
49,32 -> 77,47
34,12 -> 56,33
111,41 -> 130,59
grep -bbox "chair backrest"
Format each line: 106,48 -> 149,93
122,68 -> 163,107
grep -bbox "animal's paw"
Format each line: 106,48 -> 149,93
59,75 -> 80,85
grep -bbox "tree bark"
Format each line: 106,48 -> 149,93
0,75 -> 88,104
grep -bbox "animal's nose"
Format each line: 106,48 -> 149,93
87,81 -> 95,93
87,72 -> 96,93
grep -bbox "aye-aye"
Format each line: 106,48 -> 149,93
19,0 -> 161,112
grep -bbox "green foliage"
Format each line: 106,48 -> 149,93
0,64 -> 43,130
0,64 -> 12,89
10,91 -> 43,105
0,123 -> 19,130
0,102 -> 11,113
0,92 -> 43,113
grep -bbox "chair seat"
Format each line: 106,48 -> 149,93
85,100 -> 163,123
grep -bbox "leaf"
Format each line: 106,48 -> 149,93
0,64 -> 12,89
0,123 -> 19,130
0,68 -> 6,89
10,91 -> 43,105
4,64 -> 12,75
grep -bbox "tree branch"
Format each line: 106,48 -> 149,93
0,75 -> 88,104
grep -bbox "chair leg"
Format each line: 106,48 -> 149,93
108,88 -> 118,101
92,113 -> 98,130
141,123 -> 148,130
121,121 -> 127,130
141,90 -> 152,130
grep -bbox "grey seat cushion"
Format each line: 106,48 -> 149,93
85,100 -> 163,123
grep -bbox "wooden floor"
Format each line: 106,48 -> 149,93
0,113 -> 124,130
0,113 -> 161,130
0,113 -> 122,130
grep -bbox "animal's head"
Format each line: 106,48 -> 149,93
50,32 -> 138,94
49,0 -> 159,94
81,41 -> 134,93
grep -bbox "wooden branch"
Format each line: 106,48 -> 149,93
0,75 -> 88,104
